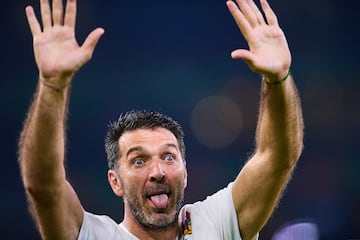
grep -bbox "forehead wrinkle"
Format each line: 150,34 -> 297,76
118,128 -> 179,158
127,143 -> 179,158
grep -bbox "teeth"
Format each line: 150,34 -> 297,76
150,194 -> 169,209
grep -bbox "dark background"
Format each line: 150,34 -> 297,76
2,0 -> 359,239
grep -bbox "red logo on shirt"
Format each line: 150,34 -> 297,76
182,211 -> 192,236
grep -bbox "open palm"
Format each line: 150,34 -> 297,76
33,25 -> 86,79
26,0 -> 104,85
227,0 -> 291,81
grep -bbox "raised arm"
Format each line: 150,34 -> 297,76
226,0 -> 303,239
18,0 -> 104,239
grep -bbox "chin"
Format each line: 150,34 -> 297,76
146,215 -> 177,229
141,209 -> 178,229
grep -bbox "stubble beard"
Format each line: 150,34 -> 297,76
124,183 -> 185,230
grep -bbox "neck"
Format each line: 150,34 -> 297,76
123,218 -> 179,240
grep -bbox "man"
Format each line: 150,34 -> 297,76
18,0 -> 304,239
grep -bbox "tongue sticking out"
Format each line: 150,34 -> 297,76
150,194 -> 169,209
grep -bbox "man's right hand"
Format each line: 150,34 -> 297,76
25,0 -> 104,88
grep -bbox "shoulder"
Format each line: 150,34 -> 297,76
184,182 -> 234,212
78,211 -> 125,240
178,183 -> 242,239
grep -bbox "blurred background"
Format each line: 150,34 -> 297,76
2,0 -> 359,239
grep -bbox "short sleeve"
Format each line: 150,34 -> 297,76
78,211 -> 122,240
180,182 -> 259,240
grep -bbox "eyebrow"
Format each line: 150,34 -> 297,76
161,143 -> 179,152
126,146 -> 143,158
126,143 -> 179,157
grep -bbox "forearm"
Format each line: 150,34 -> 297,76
19,80 -> 70,194
233,76 -> 304,240
255,75 -> 304,167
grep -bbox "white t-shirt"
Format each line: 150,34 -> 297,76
78,183 -> 256,240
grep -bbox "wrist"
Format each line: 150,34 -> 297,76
39,74 -> 72,92
262,69 -> 291,85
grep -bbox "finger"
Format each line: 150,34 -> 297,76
52,0 -> 64,25
81,28 -> 105,61
246,0 -> 265,25
40,0 -> 52,30
25,6 -> 42,36
64,0 -> 76,28
260,0 -> 278,26
226,1 -> 252,40
235,0 -> 258,28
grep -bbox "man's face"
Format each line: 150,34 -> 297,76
112,127 -> 187,229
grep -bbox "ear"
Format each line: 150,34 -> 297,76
108,169 -> 124,197
183,166 -> 188,189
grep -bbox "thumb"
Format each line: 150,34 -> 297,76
231,49 -> 254,62
81,27 -> 105,60
231,49 -> 261,73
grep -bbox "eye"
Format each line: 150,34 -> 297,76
134,158 -> 145,166
164,154 -> 175,162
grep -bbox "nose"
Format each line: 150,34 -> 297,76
149,162 -> 166,183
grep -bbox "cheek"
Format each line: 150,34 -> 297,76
169,168 -> 187,187
121,172 -> 145,195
